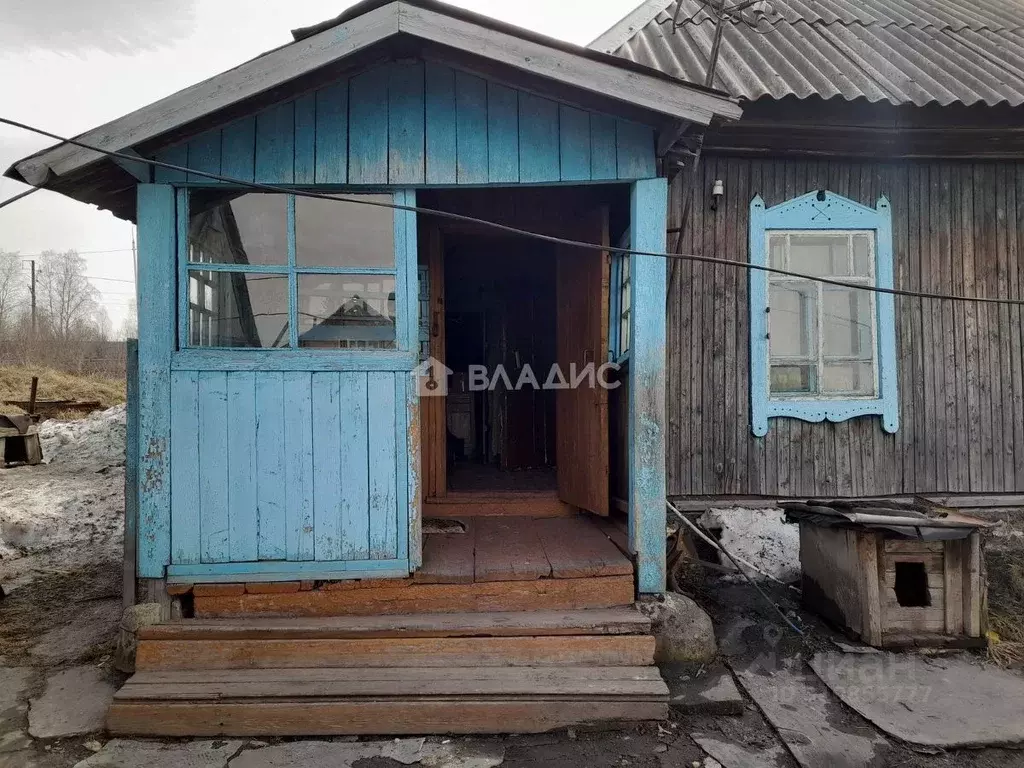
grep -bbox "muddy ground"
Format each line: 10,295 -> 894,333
1,505 -> 1023,766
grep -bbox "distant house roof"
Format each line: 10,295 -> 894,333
591,0 -> 1024,107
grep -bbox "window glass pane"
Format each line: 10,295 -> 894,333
298,274 -> 397,349
768,235 -> 786,269
295,194 -> 395,268
823,287 -> 873,358
852,233 -> 873,277
789,234 -> 849,277
771,365 -> 815,394
188,271 -> 289,348
189,194 -> 288,265
823,362 -> 875,395
769,281 -> 817,359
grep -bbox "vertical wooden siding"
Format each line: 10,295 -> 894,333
669,157 -> 1024,497
154,60 -> 655,188
169,370 -> 403,565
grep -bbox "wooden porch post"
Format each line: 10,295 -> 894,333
136,184 -> 176,578
629,178 -> 668,594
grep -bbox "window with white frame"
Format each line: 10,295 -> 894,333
767,231 -> 877,398
748,190 -> 899,437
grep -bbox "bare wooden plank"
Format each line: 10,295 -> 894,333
856,532 -> 882,647
423,497 -> 574,518
964,531 -> 983,637
107,699 -> 669,737
135,635 -> 656,671
534,517 -> 633,578
415,531 -> 475,584
126,665 -> 666,687
139,608 -> 651,641
473,518 -> 551,582
194,575 -> 635,617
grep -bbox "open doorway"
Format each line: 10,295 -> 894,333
419,186 -> 631,520
444,236 -> 558,492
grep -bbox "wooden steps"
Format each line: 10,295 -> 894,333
108,667 -> 668,736
193,574 -> 635,618
110,608 -> 668,736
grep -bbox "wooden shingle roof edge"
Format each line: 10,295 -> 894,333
5,0 -> 742,190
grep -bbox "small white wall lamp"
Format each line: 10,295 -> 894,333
710,179 -> 725,211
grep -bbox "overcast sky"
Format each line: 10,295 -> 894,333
0,0 -> 636,332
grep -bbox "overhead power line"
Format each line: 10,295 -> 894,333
2,115 -> 1024,308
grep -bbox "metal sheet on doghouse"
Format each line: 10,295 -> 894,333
810,651 -> 1024,749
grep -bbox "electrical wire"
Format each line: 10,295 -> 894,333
4,115 -> 1024,308
0,186 -> 41,208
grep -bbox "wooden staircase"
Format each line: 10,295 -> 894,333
108,608 -> 669,736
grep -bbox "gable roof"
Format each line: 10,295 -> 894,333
7,0 -> 740,191
591,0 -> 1024,107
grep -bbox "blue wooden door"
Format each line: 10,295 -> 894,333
164,189 -> 420,583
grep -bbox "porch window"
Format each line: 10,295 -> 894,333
183,191 -> 398,350
749,191 -> 899,436
609,230 -> 632,362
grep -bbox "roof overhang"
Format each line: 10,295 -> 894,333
6,0 -> 741,193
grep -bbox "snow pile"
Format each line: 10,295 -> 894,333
0,406 -> 125,562
699,507 -> 801,582
39,404 -> 126,471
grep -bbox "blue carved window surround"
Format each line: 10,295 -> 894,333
749,190 -> 899,437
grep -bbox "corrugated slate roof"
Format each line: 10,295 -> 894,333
591,0 -> 1024,107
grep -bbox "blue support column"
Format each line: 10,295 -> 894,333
136,184 -> 176,577
629,178 -> 668,594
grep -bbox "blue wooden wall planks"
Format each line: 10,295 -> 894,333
314,83 -> 348,184
367,372 -> 398,560
136,185 -> 175,578
155,60 -> 657,187
629,178 -> 668,595
518,93 -> 560,184
255,373 -> 288,560
283,371 -> 315,561
349,67 -> 389,185
169,370 -> 200,564
338,372 -> 371,561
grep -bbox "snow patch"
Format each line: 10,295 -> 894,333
0,406 -> 125,563
699,507 -> 800,582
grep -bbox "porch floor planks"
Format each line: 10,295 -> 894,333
534,517 -> 634,578
472,517 -> 552,582
415,528 -> 476,584
190,516 -> 636,617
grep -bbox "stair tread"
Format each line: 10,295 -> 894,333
117,666 -> 669,701
139,608 -> 650,640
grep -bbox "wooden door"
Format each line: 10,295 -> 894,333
555,207 -> 611,515
420,223 -> 447,498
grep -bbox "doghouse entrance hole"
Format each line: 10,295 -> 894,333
894,561 -> 931,607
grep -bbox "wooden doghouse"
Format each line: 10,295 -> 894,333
0,415 -> 42,467
784,501 -> 991,648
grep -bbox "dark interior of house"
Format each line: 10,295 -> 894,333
443,235 -> 557,492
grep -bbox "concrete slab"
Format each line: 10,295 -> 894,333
732,658 -> 887,768
28,667 -> 116,739
691,733 -> 789,768
29,600 -> 120,664
0,668 -> 32,716
663,663 -> 745,715
810,651 -> 1024,749
230,739 -> 504,768
72,739 -> 245,768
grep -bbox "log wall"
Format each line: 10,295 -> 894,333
668,155 -> 1024,497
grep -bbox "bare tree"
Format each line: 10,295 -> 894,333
119,299 -> 138,339
0,251 -> 25,338
35,249 -> 102,343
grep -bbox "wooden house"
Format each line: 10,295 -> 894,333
593,0 -> 1024,507
5,0 -> 742,736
